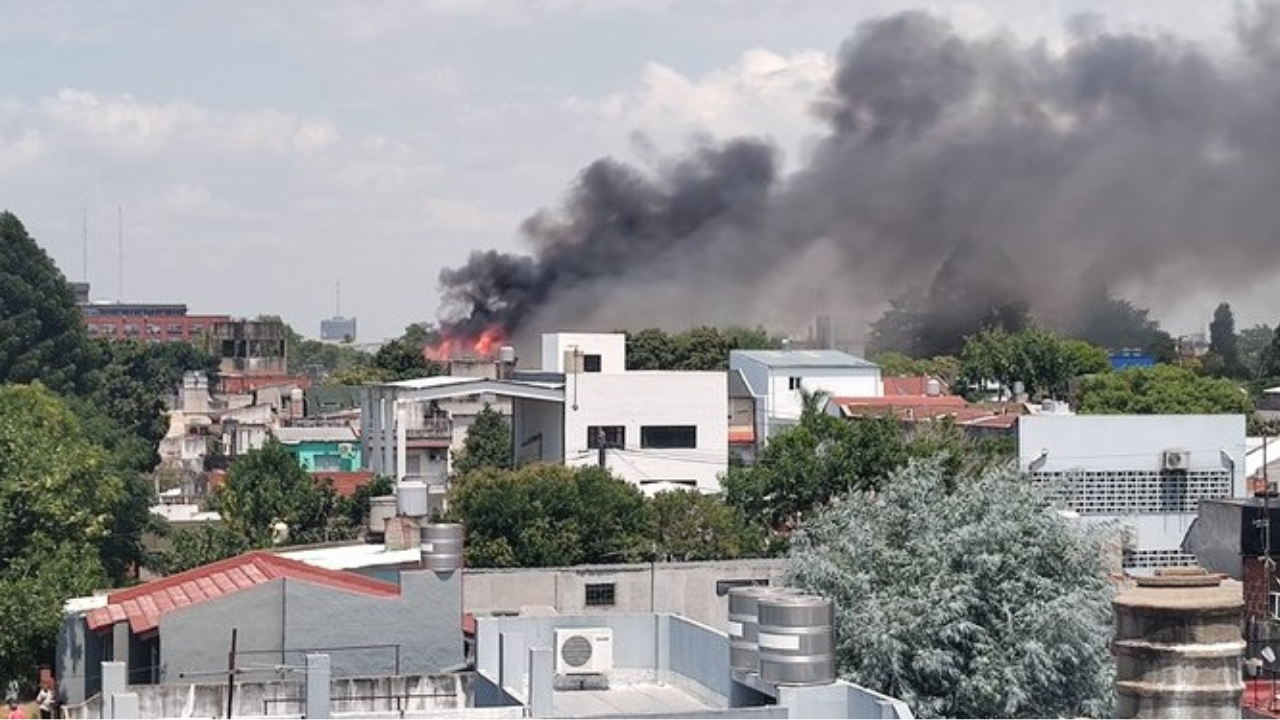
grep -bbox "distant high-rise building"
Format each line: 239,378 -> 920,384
321,316 -> 358,343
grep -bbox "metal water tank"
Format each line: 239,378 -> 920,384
397,480 -> 429,518
757,594 -> 836,686
368,496 -> 397,534
925,377 -> 942,397
1114,566 -> 1244,719
421,523 -> 465,572
728,586 -> 775,674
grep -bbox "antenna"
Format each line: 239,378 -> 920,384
117,204 -> 123,302
336,278 -> 342,316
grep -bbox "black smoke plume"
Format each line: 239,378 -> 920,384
439,6 -> 1280,348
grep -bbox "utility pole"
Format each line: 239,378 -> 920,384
226,627 -> 238,719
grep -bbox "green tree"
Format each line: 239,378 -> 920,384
1076,364 -> 1253,414
650,490 -> 762,561
446,464 -> 651,567
1239,324 -> 1273,378
452,404 -> 513,476
0,384 -> 127,682
372,338 -> 446,381
787,461 -> 1115,719
213,440 -> 352,547
152,523 -> 251,575
625,326 -> 784,371
0,212 -> 100,394
959,327 -> 1108,400
1209,302 -> 1243,377
723,393 -> 907,530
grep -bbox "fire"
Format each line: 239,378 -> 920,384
424,325 -> 508,362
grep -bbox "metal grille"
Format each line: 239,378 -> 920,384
1123,548 -> 1199,570
1032,469 -> 1231,515
560,635 -> 593,668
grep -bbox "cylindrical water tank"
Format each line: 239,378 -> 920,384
368,496 -> 397,533
421,523 -> 465,572
757,594 -> 836,686
925,377 -> 942,397
728,586 -> 775,674
397,480 -> 429,518
1114,566 -> 1244,719
499,345 -> 516,365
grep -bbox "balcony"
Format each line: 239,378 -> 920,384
405,418 -> 453,441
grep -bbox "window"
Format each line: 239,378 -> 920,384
583,354 -> 602,373
641,425 -> 697,449
788,376 -> 802,390
313,454 -> 342,471
587,425 -> 625,449
716,579 -> 770,597
1271,591 -> 1280,621
585,583 -> 616,607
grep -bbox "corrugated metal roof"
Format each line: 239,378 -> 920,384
84,551 -> 399,635
731,349 -> 876,369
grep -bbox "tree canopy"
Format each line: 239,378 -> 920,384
1208,302 -> 1243,377
0,212 -> 99,394
446,464 -> 653,567
649,489 -> 763,561
452,404 -> 513,477
0,384 -> 126,683
787,461 -> 1116,719
1075,364 -> 1253,415
624,326 -> 782,371
958,326 -> 1109,400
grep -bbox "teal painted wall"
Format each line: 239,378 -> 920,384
285,440 -> 361,472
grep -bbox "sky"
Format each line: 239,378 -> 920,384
0,1 -> 1250,343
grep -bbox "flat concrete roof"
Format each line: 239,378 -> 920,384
276,542 -> 422,570
552,684 -> 716,718
731,349 -> 876,369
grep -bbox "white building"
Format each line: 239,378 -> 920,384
362,333 -> 727,496
515,333 -> 727,495
728,348 -> 881,440
1018,413 -> 1247,571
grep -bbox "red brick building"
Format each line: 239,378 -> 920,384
81,302 -> 230,344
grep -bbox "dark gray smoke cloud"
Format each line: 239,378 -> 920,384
438,6 -> 1280,346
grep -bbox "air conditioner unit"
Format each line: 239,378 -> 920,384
555,628 -> 613,675
1162,449 -> 1190,471
338,443 -> 356,459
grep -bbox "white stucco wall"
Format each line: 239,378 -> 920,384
558,371 -> 727,493
728,351 -> 881,438
540,333 -> 626,373
1018,414 -> 1247,567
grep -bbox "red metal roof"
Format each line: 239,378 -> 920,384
881,375 -> 951,397
84,551 -> 399,635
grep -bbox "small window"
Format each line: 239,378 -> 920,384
641,425 -> 697,449
716,578 -> 770,596
583,354 -> 602,373
1272,591 -> 1280,621
585,583 -> 616,607
587,425 -> 626,449
788,376 -> 802,390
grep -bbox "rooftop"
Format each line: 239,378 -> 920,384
731,349 -> 876,369
553,683 -> 715,718
84,551 -> 399,634
275,542 -> 422,571
274,425 -> 358,444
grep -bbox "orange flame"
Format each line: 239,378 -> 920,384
424,325 -> 508,362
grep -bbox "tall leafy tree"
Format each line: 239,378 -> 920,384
1240,324 -> 1274,379
0,211 -> 99,393
959,326 -> 1108,400
212,440 -> 351,546
0,384 -> 124,683
1076,364 -> 1253,414
1208,302 -> 1243,377
624,326 -> 783,371
650,490 -> 763,561
446,464 -> 652,567
787,461 -> 1116,719
452,404 -> 513,476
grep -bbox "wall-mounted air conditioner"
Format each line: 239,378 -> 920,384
1162,449 -> 1190,471
555,628 -> 613,675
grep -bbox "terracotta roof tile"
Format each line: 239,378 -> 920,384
83,551 -> 400,635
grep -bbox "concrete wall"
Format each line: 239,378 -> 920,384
560,372 -> 727,493
512,396 -> 565,466
465,559 -> 787,632
159,570 -> 463,682
541,333 -> 627,374
57,614 -> 105,705
63,673 -> 472,719
1019,414 -> 1247,565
